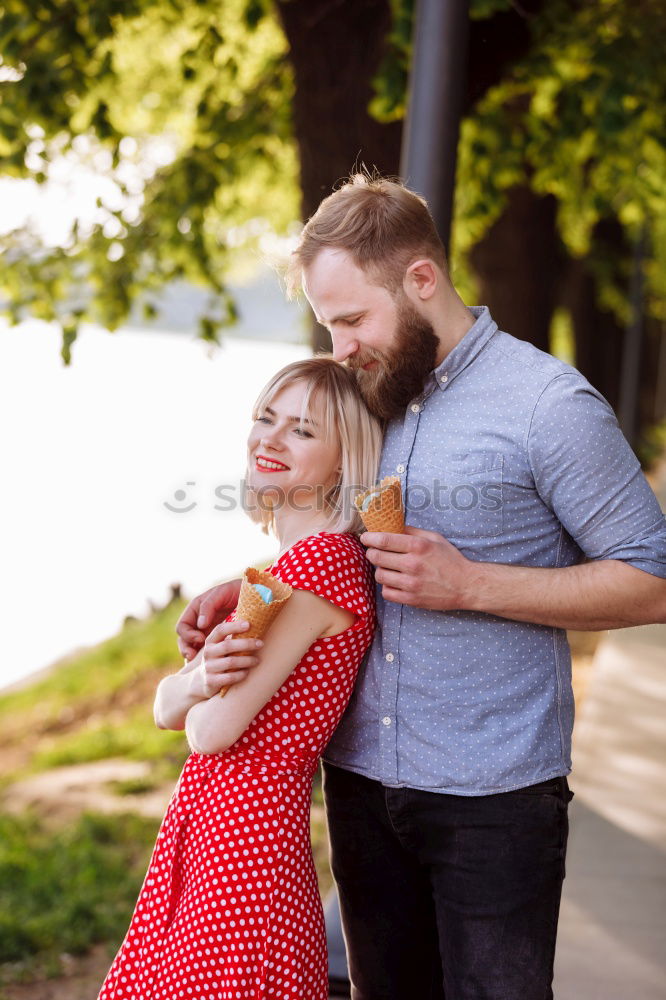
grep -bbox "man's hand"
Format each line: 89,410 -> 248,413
176,578 -> 242,660
361,526 -> 471,610
362,526 -> 666,629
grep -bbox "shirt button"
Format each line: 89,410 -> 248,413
385,652 -> 394,662
382,717 -> 392,726
440,373 -> 448,383
396,463 -> 405,474
410,403 -> 421,413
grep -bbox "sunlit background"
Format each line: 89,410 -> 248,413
1,307 -> 308,690
0,179 -> 314,691
0,127 -> 311,690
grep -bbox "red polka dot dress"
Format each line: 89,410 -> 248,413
98,532 -> 375,1000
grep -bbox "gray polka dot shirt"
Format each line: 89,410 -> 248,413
324,306 -> 666,795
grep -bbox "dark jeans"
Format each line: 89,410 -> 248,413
322,762 -> 573,1000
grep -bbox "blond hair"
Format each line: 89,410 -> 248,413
287,174 -> 448,296
246,357 -> 382,536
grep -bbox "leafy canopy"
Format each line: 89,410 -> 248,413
0,0 -> 297,359
455,0 -> 666,320
1,0 -> 665,360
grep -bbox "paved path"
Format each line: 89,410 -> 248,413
554,458 -> 666,998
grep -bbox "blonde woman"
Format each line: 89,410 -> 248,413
98,358 -> 382,1000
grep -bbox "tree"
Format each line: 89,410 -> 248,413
0,0 -> 300,357
0,0 -> 559,354
374,0 -> 666,426
2,0 -> 665,447
1,0 -> 407,358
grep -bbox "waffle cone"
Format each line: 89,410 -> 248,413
219,568 -> 292,697
354,476 -> 405,534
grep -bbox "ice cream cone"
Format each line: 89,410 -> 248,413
234,568 -> 292,638
219,568 -> 292,697
354,475 -> 405,534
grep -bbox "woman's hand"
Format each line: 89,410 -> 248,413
154,618 -> 261,731
198,619 -> 264,697
185,588 -> 341,755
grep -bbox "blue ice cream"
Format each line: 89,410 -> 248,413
360,490 -> 381,512
252,583 -> 274,604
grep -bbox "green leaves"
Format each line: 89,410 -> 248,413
243,0 -> 270,29
0,0 -> 299,360
452,0 -> 666,320
369,0 -> 413,123
2,0 -> 665,355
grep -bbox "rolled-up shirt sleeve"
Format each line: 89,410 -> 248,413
527,372 -> 666,578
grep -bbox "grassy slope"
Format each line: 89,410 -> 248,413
0,602 -> 190,784
0,812 -> 159,986
0,598 -> 331,988
0,604 -> 187,985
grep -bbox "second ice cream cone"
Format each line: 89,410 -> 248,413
354,475 -> 405,534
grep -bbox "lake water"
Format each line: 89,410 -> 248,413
0,299 -> 310,690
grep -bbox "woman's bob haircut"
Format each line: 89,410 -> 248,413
245,357 -> 382,536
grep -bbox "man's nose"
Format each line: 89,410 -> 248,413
331,331 -> 359,364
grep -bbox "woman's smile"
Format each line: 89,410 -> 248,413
255,454 -> 290,472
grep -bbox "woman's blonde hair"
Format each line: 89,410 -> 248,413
246,357 -> 382,536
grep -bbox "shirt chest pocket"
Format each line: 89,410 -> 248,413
407,452 -> 504,541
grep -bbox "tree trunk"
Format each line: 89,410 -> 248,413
639,316 -> 665,444
561,260 -> 624,410
275,0 -> 558,351
468,186 -> 564,351
275,0 -> 402,352
276,0 -> 402,220
559,219 -> 632,413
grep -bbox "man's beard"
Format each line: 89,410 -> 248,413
349,299 -> 440,422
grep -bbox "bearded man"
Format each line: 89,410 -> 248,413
177,176 -> 666,999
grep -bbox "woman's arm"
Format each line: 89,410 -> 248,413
185,589 -> 354,754
153,621 -> 263,731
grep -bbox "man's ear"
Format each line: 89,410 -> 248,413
403,259 -> 438,301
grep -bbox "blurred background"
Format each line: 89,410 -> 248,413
0,1 -> 664,998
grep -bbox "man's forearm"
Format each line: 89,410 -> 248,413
463,558 -> 666,630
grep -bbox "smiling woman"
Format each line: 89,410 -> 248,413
98,357 -> 383,1000
246,356 -> 382,540
247,382 -> 342,533
0,319 -> 310,693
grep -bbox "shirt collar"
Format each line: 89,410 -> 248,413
426,306 -> 498,396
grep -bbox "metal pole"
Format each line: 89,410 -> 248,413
399,0 -> 470,253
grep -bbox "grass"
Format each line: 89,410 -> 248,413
0,810 -> 159,985
30,705 -> 189,779
107,775 -> 162,797
0,606 -> 181,722
0,601 -> 191,985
